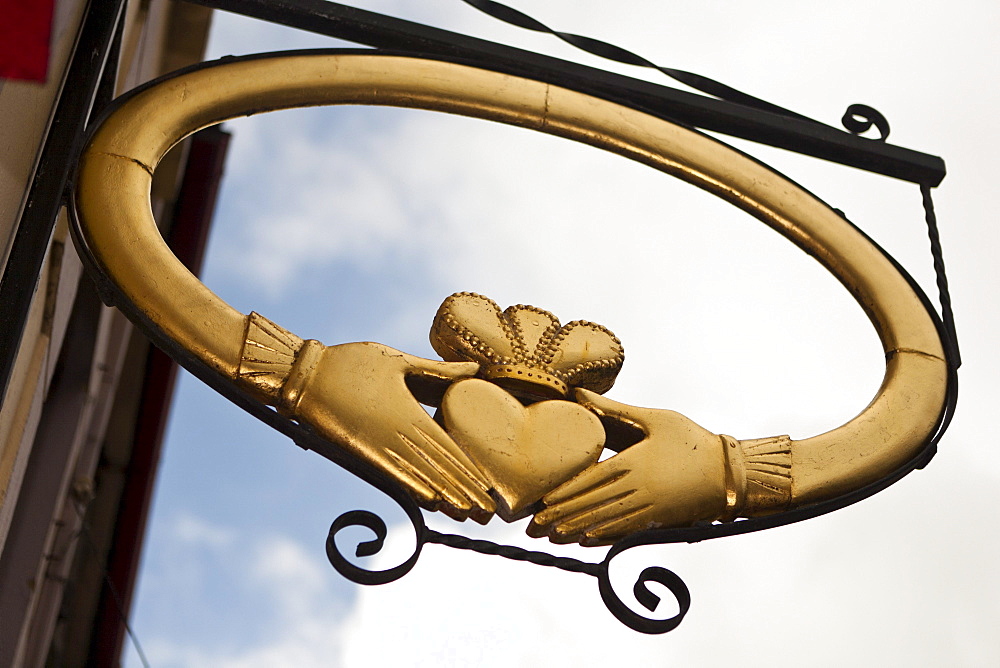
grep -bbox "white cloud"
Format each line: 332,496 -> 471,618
333,454 -> 1000,667
249,535 -> 331,619
173,513 -> 236,548
126,520 -> 351,668
212,97 -> 887,441
129,2 -> 1000,667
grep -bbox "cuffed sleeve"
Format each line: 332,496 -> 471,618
236,311 -> 304,401
722,434 -> 792,519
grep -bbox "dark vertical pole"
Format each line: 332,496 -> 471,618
0,0 -> 126,404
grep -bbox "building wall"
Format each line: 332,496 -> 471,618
0,2 -> 214,665
0,0 -> 90,557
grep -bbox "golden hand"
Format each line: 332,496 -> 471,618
292,341 -> 496,523
528,389 -> 728,545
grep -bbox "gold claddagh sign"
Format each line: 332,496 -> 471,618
73,53 -> 950,630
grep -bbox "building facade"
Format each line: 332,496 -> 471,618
0,2 -> 220,664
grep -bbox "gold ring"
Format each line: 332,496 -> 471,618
74,53 -> 947,507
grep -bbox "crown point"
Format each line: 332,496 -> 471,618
430,293 -> 624,398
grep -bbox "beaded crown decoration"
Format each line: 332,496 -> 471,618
430,292 -> 624,399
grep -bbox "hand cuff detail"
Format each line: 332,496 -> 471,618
237,312 -> 304,400
722,434 -> 792,519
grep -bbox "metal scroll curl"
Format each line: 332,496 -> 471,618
842,103 -> 891,141
325,495 -> 692,634
325,482 -> 427,586
327,511 -> 409,585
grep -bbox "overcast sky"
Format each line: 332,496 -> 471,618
124,2 -> 999,666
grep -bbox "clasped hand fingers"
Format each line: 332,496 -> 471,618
296,342 -> 495,522
529,389 -> 727,545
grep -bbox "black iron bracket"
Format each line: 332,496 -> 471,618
185,0 -> 945,186
325,491 -> 692,635
0,0 -> 126,404
40,1 -> 958,638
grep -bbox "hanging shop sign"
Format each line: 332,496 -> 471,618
72,52 -> 957,634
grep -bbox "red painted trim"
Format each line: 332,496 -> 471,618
0,0 -> 56,81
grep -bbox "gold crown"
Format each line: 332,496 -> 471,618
430,292 -> 624,399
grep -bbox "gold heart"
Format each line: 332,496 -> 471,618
441,378 -> 605,521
